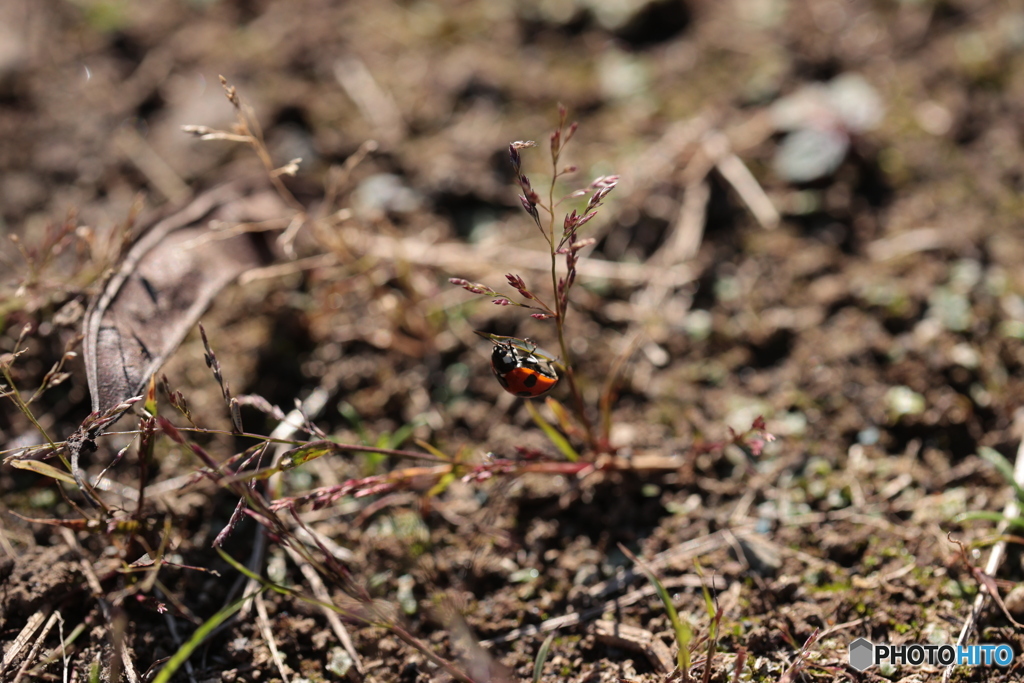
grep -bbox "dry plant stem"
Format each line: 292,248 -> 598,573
1,364 -> 56,451
943,427 -> 1024,682
25,337 -> 80,407
255,592 -> 290,683
1,611 -> 48,677
164,427 -> 448,463
59,527 -> 140,683
866,226 -> 946,261
115,125 -> 190,203
385,621 -> 483,683
284,544 -> 363,673
598,333 -> 642,447
29,613 -> 79,679
333,58 -> 406,146
216,389 -> 463,679
234,387 -> 330,625
543,133 -> 596,450
277,519 -> 479,683
11,610 -> 60,683
702,131 -> 779,230
218,76 -> 304,215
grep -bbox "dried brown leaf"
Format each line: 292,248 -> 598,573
83,180 -> 287,413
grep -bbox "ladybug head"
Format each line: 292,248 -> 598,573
491,342 -> 520,374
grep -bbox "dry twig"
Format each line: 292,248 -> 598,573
590,620 -> 674,674
255,592 -> 291,683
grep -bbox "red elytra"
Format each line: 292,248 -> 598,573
490,340 -> 559,398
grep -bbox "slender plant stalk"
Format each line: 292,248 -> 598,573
546,129 -> 597,450
452,110 -> 618,456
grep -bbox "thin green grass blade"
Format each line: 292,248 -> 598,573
695,561 -> 717,630
954,510 -> 1024,531
533,633 -> 556,683
694,561 -> 722,683
427,471 -> 457,498
151,590 -> 256,683
619,543 -> 691,674
384,421 -> 416,449
415,438 -> 452,462
524,400 -> 579,462
217,547 -> 275,587
544,397 -> 577,438
978,447 -> 1024,504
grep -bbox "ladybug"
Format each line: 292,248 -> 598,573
489,338 -> 560,398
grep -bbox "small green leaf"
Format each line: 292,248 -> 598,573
279,441 -> 335,470
545,397 -> 576,437
415,439 -> 452,462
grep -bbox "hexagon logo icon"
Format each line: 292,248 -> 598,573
849,638 -> 874,671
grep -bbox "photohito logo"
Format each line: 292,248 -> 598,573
848,638 -> 1014,671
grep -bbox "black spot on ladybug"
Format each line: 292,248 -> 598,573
523,373 -> 538,388
517,391 -> 533,397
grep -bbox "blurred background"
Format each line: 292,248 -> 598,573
5,0 -> 1024,679
4,0 -> 1024,457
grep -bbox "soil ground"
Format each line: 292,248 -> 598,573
4,0 -> 1024,681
